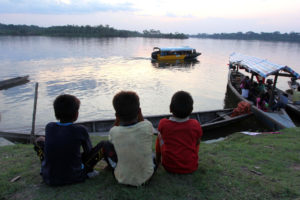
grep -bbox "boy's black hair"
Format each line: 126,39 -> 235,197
53,94 -> 80,122
170,91 -> 193,118
113,91 -> 140,122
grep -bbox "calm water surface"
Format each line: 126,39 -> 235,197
0,36 -> 300,133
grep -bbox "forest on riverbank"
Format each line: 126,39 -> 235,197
1,23 -> 300,42
191,31 -> 300,43
0,23 -> 187,39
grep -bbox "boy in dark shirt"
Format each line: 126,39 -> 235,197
34,94 -> 115,186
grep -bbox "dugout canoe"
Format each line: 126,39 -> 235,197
0,75 -> 29,90
0,108 -> 252,143
76,108 -> 252,137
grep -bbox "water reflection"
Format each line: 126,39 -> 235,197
151,59 -> 199,68
46,79 -> 98,97
1,84 -> 34,104
1,37 -> 300,133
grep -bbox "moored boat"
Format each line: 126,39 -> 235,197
0,108 -> 252,143
151,46 -> 201,61
0,75 -> 30,90
77,108 -> 252,136
228,52 -> 298,130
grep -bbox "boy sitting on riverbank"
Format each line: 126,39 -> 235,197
108,91 -> 156,186
155,91 -> 203,174
34,94 -> 115,186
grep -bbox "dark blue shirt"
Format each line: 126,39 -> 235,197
42,122 -> 92,185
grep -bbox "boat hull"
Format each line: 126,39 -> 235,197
0,108 -> 252,143
0,75 -> 29,90
152,53 -> 201,61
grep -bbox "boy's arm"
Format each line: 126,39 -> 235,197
196,123 -> 203,147
155,136 -> 161,166
81,128 -> 93,153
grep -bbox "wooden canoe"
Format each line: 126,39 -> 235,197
0,75 -> 30,90
77,108 -> 252,136
0,108 -> 252,143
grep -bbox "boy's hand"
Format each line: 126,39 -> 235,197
137,109 -> 144,122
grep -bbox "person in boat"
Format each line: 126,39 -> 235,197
292,86 -> 300,105
34,94 -> 116,186
248,82 -> 259,104
257,80 -> 266,94
240,76 -> 250,89
266,79 -> 273,91
155,91 -> 203,174
290,77 -> 300,90
272,92 -> 289,111
256,92 -> 269,112
108,91 -> 156,186
241,77 -> 250,99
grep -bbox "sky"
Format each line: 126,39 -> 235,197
0,0 -> 300,34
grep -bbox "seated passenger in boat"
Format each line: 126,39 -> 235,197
266,79 -> 273,91
34,94 -> 115,186
108,91 -> 156,186
155,91 -> 203,174
241,82 -> 250,99
272,93 -> 289,111
290,77 -> 300,90
257,80 -> 266,94
240,76 -> 250,98
248,82 -> 259,104
256,93 -> 269,112
240,76 -> 250,89
292,86 -> 300,105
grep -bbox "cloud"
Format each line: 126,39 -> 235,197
0,0 -> 135,14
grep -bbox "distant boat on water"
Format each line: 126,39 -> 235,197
151,46 -> 201,61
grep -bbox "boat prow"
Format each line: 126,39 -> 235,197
0,75 -> 30,90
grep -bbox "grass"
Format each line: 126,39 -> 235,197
0,129 -> 300,200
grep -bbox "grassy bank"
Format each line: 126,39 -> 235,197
0,128 -> 299,200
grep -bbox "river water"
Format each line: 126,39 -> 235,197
0,36 -> 300,134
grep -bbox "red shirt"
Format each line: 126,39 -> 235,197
156,118 -> 203,174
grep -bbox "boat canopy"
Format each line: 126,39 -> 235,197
153,46 -> 194,52
230,52 -> 300,79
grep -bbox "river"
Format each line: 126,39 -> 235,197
0,36 -> 300,133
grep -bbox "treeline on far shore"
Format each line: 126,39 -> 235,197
0,23 -> 188,39
190,31 -> 300,43
1,23 -> 300,43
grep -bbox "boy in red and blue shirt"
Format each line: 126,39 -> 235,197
155,91 -> 203,174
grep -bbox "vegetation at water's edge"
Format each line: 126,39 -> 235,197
1,23 -> 300,43
191,31 -> 300,43
0,128 -> 300,200
0,23 -> 188,39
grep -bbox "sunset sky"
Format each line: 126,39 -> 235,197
1,0 -> 300,34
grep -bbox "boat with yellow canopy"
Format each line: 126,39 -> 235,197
151,46 -> 201,60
